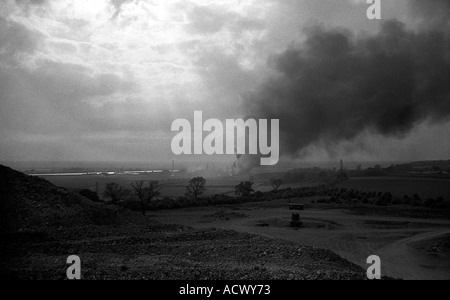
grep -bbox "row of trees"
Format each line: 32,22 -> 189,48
100,178 -> 206,216
83,177 -> 284,216
316,187 -> 448,210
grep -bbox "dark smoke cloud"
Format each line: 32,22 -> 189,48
410,0 -> 450,26
246,1 -> 450,160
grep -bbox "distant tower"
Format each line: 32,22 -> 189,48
338,159 -> 348,180
172,159 -> 175,175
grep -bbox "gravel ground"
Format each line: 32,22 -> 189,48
0,223 -> 366,280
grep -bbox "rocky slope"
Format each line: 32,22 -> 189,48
0,165 -> 121,234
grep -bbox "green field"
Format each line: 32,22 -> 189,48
338,177 -> 450,200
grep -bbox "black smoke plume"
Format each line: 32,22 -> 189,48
246,0 -> 450,160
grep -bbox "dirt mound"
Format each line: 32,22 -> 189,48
0,225 -> 366,280
0,165 -> 120,233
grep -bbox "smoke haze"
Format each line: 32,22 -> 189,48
246,0 -> 450,161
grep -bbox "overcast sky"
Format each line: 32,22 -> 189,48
0,0 -> 449,166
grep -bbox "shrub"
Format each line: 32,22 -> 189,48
235,181 -> 254,197
79,189 -> 101,202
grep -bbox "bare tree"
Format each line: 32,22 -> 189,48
270,178 -> 283,192
103,183 -> 125,204
185,177 -> 206,201
131,181 -> 162,216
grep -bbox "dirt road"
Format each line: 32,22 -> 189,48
377,230 -> 450,280
152,204 -> 450,280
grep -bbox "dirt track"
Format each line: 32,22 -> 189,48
151,203 -> 450,280
377,230 -> 450,280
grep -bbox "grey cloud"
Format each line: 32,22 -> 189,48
48,40 -> 78,54
187,6 -> 228,34
15,0 -> 48,7
0,56 -> 174,141
191,47 -> 266,120
30,60 -> 135,104
195,50 -> 257,95
0,17 -> 43,59
0,58 -> 137,136
0,7 -> 169,142
186,5 -> 265,35
13,0 -> 49,14
111,0 -> 133,10
110,0 -> 135,19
